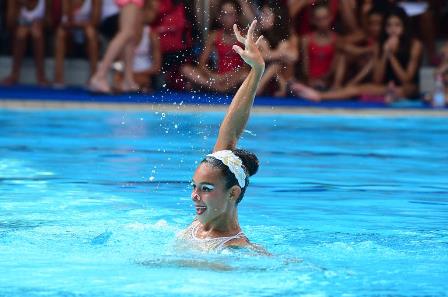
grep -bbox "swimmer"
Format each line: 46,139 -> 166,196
177,20 -> 268,254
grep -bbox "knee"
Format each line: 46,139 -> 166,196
402,84 -> 417,97
348,85 -> 360,94
181,65 -> 192,75
121,27 -> 136,42
84,26 -> 97,40
56,27 -> 66,39
16,26 -> 29,40
31,27 -> 43,40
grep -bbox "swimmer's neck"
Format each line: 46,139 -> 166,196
201,208 -> 241,236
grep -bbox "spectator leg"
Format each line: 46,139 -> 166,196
319,84 -> 385,100
181,65 -> 212,88
54,26 -> 66,85
1,25 -> 29,85
91,4 -> 140,92
84,25 -> 99,79
418,11 -> 437,65
122,41 -> 138,91
291,82 -> 386,101
30,20 -> 48,86
212,71 -> 248,93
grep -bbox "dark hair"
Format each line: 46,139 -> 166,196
380,6 -> 412,55
367,6 -> 386,18
259,1 -> 290,48
356,0 -> 390,17
201,149 -> 259,205
211,0 -> 242,30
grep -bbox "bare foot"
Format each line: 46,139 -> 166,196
384,81 -> 397,104
53,77 -> 65,88
1,75 -> 18,86
52,82 -> 66,89
121,79 -> 139,93
37,77 -> 49,87
290,82 -> 321,102
89,76 -> 111,93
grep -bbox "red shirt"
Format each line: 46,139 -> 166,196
152,1 -> 191,53
214,30 -> 244,74
307,32 -> 337,80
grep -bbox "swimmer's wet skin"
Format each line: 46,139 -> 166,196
178,20 -> 269,254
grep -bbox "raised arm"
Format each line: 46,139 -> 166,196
213,20 -> 265,152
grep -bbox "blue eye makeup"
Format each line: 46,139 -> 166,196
190,180 -> 214,192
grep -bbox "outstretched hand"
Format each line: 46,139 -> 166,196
233,20 -> 265,73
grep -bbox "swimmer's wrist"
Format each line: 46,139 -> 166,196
253,62 -> 265,75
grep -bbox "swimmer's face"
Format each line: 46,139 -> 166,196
220,3 -> 238,29
260,6 -> 275,30
367,14 -> 383,39
386,15 -> 404,38
191,163 -> 238,225
313,6 -> 331,31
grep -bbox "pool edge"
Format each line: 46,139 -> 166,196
1,99 -> 448,117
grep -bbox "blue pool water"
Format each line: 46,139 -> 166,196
0,109 -> 447,296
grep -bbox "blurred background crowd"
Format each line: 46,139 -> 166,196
0,0 -> 447,105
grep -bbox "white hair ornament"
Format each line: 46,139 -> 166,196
206,150 -> 247,188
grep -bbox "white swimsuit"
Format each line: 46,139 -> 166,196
113,26 -> 153,73
20,0 -> 45,24
178,220 -> 246,252
62,0 -> 92,24
133,26 -> 153,72
101,0 -> 119,20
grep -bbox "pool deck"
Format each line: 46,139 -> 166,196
1,85 -> 447,116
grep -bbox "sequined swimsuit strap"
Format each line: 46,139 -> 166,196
191,221 -> 245,249
215,231 -> 245,250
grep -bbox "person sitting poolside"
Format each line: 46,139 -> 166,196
2,0 -> 50,86
180,0 -> 249,93
177,20 -> 269,254
424,46 -> 448,107
291,6 -> 423,104
256,2 -> 298,97
53,0 -> 101,87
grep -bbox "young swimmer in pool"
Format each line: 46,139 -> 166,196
177,20 -> 267,253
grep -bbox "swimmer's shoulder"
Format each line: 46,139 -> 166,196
177,220 -> 199,239
225,237 -> 272,256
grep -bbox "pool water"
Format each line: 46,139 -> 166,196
0,109 -> 447,296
